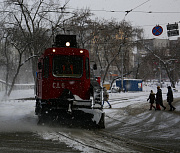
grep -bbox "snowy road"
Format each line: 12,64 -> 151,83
0,88 -> 180,152
105,99 -> 180,152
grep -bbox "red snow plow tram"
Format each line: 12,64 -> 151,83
35,35 -> 105,128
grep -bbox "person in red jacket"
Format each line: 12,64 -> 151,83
156,86 -> 166,110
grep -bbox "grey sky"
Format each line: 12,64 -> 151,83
64,0 -> 180,39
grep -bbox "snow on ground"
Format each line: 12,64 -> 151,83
0,83 -> 180,152
0,83 -> 180,131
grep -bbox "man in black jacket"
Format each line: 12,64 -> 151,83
167,86 -> 176,111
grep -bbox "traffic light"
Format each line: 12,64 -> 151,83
167,23 -> 179,37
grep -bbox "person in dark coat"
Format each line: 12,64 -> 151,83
103,87 -> 111,108
156,86 -> 166,110
147,90 -> 156,110
167,86 -> 176,111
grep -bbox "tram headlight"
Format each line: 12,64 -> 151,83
80,50 -> 83,53
52,49 -> 56,52
66,42 -> 70,47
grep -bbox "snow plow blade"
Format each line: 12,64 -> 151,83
38,108 -> 105,129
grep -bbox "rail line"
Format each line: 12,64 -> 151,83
102,99 -> 180,153
49,128 -> 171,153
52,132 -> 111,153
97,130 -> 170,153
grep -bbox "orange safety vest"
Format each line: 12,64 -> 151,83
63,64 -> 73,74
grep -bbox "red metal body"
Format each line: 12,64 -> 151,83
36,47 -> 90,101
35,35 -> 104,128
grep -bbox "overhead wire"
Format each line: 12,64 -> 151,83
67,7 -> 180,14
66,0 -> 180,15
66,0 -> 180,28
124,0 -> 151,16
131,0 -> 151,11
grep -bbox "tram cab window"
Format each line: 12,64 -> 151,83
53,56 -> 83,78
43,56 -> 49,78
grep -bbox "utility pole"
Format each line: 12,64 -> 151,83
159,59 -> 162,88
121,50 -> 123,91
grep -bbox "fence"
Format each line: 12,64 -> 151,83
0,79 -> 6,92
0,79 -> 34,92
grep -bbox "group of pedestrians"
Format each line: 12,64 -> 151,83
147,86 -> 176,111
103,85 -> 176,111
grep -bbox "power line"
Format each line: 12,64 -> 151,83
125,0 -> 151,16
66,0 -> 180,15
127,10 -> 180,14
66,8 -> 180,15
132,0 -> 151,11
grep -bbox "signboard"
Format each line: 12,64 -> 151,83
167,23 -> 178,31
167,23 -> 179,37
152,25 -> 163,36
167,30 -> 179,37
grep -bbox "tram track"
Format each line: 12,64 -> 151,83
102,115 -> 169,153
96,130 -> 170,153
107,95 -> 146,107
39,129 -> 138,153
56,132 -> 111,153
37,109 -> 177,153
36,97 -> 180,152
102,99 -> 180,153
43,127 -> 171,153
1,95 -> 180,152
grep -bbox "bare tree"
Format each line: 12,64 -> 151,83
0,28 -> 15,95
0,1 -> 145,94
139,43 -> 180,88
0,0 -> 70,96
57,9 -> 94,49
91,20 -> 138,83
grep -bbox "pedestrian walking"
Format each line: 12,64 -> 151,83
156,86 -> 166,110
103,87 -> 111,108
147,90 -> 156,110
167,86 -> 176,111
